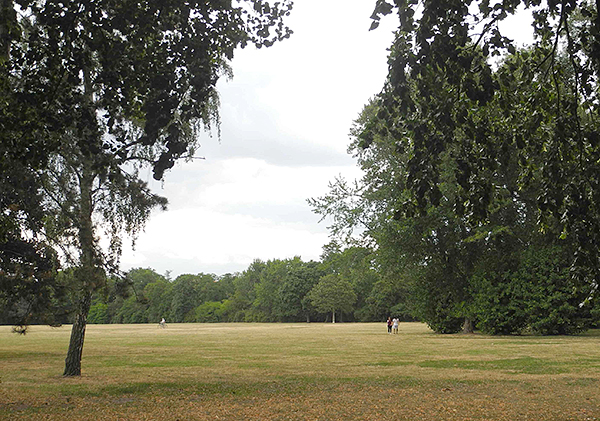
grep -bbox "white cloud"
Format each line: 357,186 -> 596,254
121,158 -> 362,276
120,1 -> 396,277
121,206 -> 329,275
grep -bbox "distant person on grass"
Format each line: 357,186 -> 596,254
387,317 -> 392,334
159,318 -> 166,328
392,317 -> 399,334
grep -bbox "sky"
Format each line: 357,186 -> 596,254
119,1 -> 536,279
119,1 -> 398,277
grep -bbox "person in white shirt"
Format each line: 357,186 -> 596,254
392,318 -> 399,334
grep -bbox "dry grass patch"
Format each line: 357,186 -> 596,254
1,322 -> 599,420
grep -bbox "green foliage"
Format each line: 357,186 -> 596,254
471,270 -> 530,335
321,244 -> 380,321
117,297 -> 149,324
411,267 -> 464,334
473,245 -> 594,335
277,259 -> 324,322
144,278 -> 173,324
194,301 -> 224,323
369,0 -> 600,287
307,274 -> 357,322
170,274 -> 217,322
0,151 -> 64,330
88,303 -> 110,324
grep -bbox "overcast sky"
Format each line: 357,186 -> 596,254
119,1 -> 535,278
118,1 -> 396,277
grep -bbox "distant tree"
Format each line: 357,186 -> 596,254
215,273 -> 236,302
228,260 -> 266,321
307,274 -> 356,323
144,278 -> 173,324
170,274 -> 202,322
116,296 -> 148,324
252,259 -> 288,321
87,302 -> 109,324
277,259 -> 324,322
364,277 -> 410,322
321,245 -> 380,321
126,269 -> 166,293
194,301 -> 224,323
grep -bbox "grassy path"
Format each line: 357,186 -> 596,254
1,322 -> 599,420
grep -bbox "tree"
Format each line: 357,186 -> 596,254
310,100 -> 481,332
228,259 -> 266,321
2,0 -> 292,376
251,259 -> 287,321
144,277 -> 173,324
194,301 -> 224,323
310,48 -> 593,333
369,0 -> 600,289
277,259 -> 324,322
307,274 -> 357,323
251,257 -> 322,322
320,244 -> 380,321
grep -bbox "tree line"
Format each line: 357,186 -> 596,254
0,249 -> 404,326
4,243 -> 598,332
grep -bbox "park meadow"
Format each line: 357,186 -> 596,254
1,322 -> 599,420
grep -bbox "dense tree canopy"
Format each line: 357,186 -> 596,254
368,0 -> 599,288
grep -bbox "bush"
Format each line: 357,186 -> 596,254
411,269 -> 464,334
471,270 -> 529,335
473,245 -> 593,335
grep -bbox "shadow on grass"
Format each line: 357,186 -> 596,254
418,356 -> 569,375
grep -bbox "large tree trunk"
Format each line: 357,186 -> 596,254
63,291 -> 92,376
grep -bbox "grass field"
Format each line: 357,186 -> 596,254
1,322 -> 599,420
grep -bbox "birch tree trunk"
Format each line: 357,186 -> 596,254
63,290 -> 92,376
63,156 -> 97,376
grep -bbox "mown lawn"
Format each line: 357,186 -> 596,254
1,322 -> 599,420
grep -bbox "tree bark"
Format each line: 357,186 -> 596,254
462,317 -> 474,334
63,156 -> 98,376
63,291 -> 92,376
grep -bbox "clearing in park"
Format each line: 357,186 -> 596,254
1,322 -> 599,420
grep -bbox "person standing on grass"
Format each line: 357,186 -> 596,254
387,317 -> 392,334
392,317 -> 399,334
